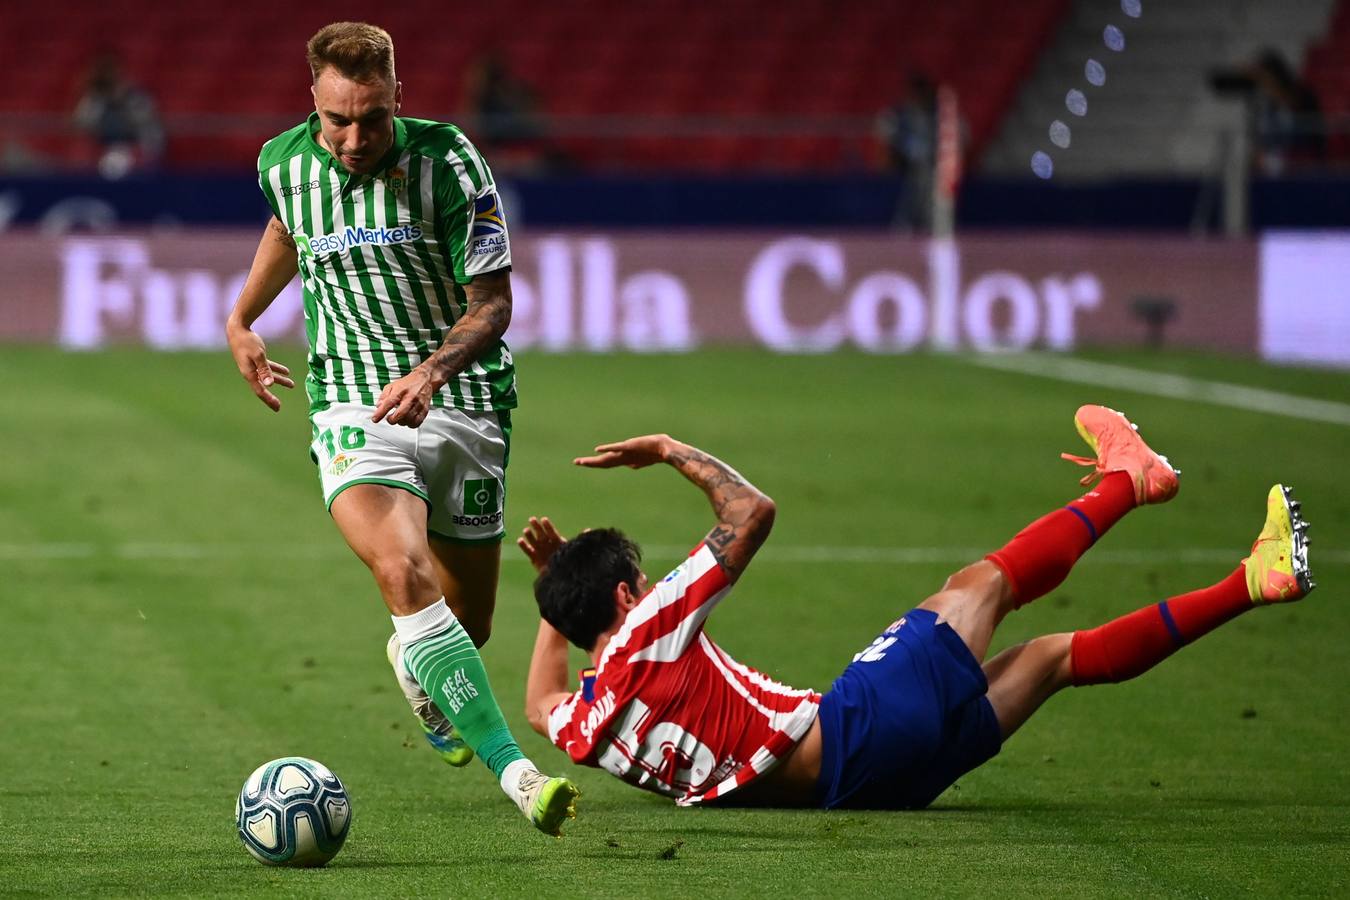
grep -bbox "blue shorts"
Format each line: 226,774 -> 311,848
815,608 -> 1003,810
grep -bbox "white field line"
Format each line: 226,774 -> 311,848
968,354 -> 1350,426
2,542 -> 1345,565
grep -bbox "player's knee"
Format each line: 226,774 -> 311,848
942,560 -> 1006,597
941,560 -> 990,590
939,567 -> 971,593
932,561 -> 1010,616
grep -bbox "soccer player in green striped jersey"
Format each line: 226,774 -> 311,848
224,22 -> 578,837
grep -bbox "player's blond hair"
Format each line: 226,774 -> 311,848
306,22 -> 395,84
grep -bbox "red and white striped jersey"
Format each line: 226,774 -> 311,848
547,542 -> 821,806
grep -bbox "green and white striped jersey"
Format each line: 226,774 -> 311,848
257,113 -> 516,416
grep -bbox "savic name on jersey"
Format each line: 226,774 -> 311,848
257,113 -> 516,416
547,544 -> 822,806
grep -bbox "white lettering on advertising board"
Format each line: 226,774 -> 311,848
55,234 -> 1103,353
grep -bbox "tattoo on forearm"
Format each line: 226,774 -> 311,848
425,277 -> 512,381
666,447 -> 746,504
269,218 -> 296,249
667,447 -> 774,581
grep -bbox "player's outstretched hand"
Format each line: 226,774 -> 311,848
574,434 -> 674,470
227,325 -> 294,412
517,516 -> 565,573
373,368 -> 437,428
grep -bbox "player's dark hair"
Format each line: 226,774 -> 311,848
307,22 -> 395,84
534,529 -> 642,651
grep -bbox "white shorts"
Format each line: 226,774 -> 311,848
309,403 -> 511,543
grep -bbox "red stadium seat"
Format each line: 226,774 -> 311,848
8,0 -> 1072,172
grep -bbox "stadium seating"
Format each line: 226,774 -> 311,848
985,0 -> 1341,178
1,0 -> 1070,173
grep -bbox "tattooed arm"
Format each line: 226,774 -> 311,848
574,435 -> 776,581
371,268 -> 513,427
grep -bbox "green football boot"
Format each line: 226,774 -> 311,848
385,634 -> 475,767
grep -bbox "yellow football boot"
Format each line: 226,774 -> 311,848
1243,484 -> 1315,604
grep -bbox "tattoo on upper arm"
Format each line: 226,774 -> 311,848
702,501 -> 773,582
269,218 -> 296,249
705,522 -> 736,560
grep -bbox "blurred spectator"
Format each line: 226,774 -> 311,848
73,53 -> 163,177
1212,50 -> 1324,176
463,51 -> 550,172
876,74 -> 937,231
1248,50 -> 1324,174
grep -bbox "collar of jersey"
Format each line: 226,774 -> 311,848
306,112 -> 408,188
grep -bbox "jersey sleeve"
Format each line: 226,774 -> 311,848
618,543 -> 732,665
257,147 -> 283,221
436,136 -> 512,284
546,691 -> 593,763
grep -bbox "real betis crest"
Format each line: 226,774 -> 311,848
383,166 -> 408,196
328,453 -> 356,477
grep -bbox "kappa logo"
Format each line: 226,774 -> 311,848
280,180 -> 321,197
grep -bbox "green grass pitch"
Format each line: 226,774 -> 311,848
1,346 -> 1347,897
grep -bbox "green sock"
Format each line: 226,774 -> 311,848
399,607 -> 527,779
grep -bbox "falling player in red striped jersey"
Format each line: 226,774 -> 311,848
518,407 -> 1315,810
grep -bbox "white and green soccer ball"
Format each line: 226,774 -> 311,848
235,757 -> 351,867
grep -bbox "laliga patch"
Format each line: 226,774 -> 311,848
469,191 -> 508,257
472,191 -> 506,237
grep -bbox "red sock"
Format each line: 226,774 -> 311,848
1070,567 -> 1252,686
985,472 -> 1137,608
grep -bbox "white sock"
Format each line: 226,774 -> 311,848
391,598 -> 455,647
500,758 -> 535,799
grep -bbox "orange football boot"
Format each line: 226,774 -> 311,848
1061,405 -> 1179,505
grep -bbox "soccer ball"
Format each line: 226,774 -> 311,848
235,757 -> 351,867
